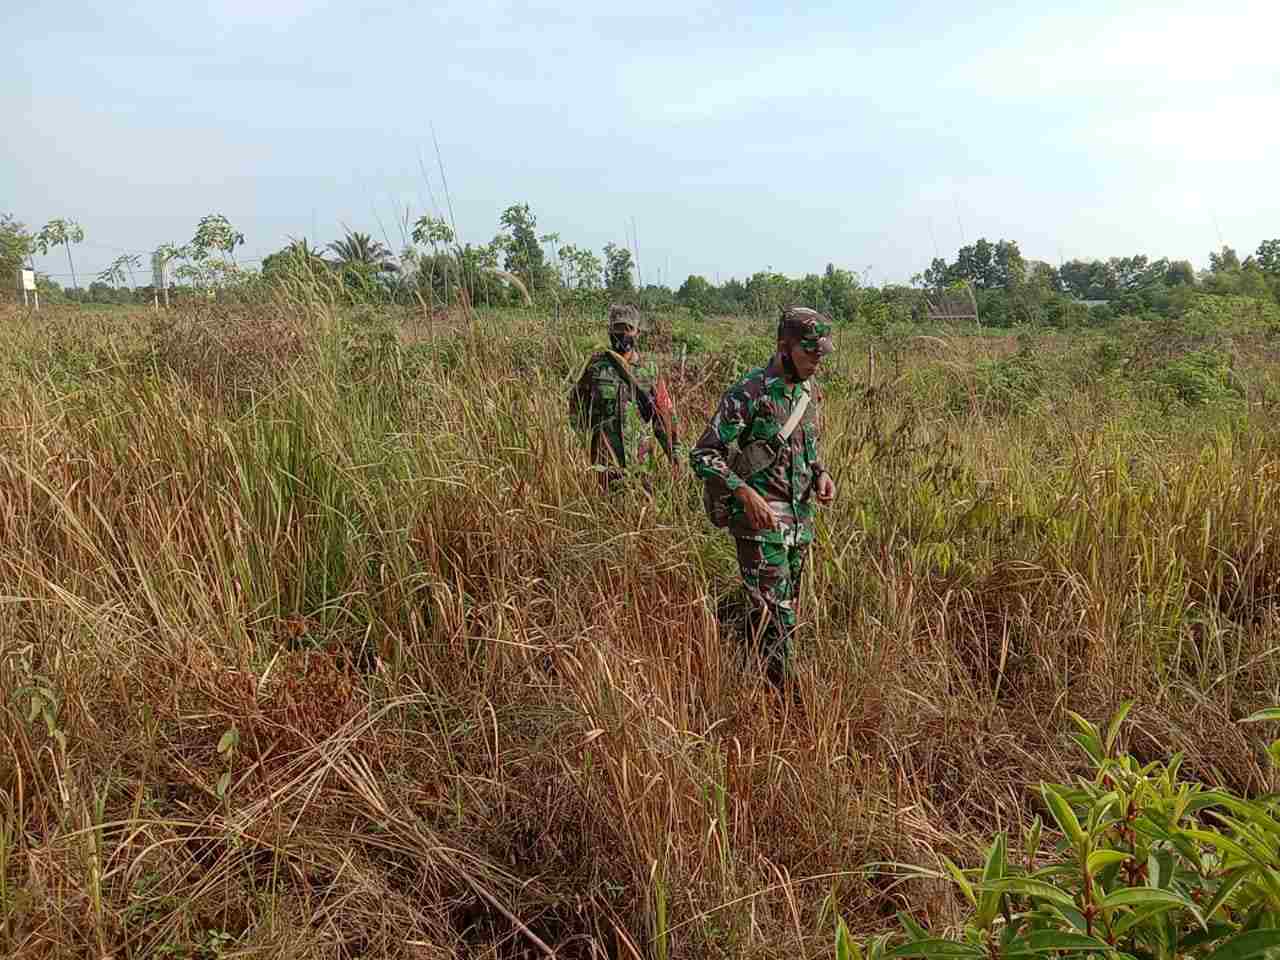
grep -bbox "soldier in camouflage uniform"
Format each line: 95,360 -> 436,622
570,304 -> 677,491
690,306 -> 837,690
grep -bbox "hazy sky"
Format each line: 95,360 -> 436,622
4,1 -> 1278,287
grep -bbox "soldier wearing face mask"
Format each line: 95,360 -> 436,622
569,304 -> 677,492
690,306 -> 837,695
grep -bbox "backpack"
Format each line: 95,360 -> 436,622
702,386 -> 810,528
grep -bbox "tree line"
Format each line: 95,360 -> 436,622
911,236 -> 1280,326
4,207 -> 1278,328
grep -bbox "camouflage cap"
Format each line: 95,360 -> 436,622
777,306 -> 835,356
608,303 -> 641,331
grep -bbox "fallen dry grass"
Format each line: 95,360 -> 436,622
2,301 -> 1279,958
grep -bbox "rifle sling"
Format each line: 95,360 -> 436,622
603,350 -> 646,395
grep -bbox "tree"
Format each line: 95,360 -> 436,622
463,241 -> 508,305
814,264 -> 861,322
327,231 -> 396,273
1,214 -> 33,296
1254,239 -> 1280,276
917,238 -> 1023,292
1093,255 -> 1169,293
1059,259 -> 1111,300
326,230 -> 398,299
676,274 -> 717,313
1027,260 -> 1062,293
495,203 -> 553,298
603,242 -> 635,294
919,257 -> 950,289
36,274 -> 64,302
1209,245 -> 1240,273
637,283 -> 675,308
557,243 -> 603,291
993,239 -> 1026,289
97,253 -> 141,294
189,214 -> 244,263
745,269 -> 793,316
1165,260 -> 1195,287
410,217 -> 456,306
952,239 -> 996,288
96,262 -> 126,290
173,214 -> 249,297
262,238 -> 328,281
35,218 -> 85,291
87,280 -> 121,304
411,216 -> 454,256
1239,263 -> 1271,299
719,277 -> 749,312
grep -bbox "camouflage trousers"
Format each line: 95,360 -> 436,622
589,427 -> 627,492
734,537 -> 809,689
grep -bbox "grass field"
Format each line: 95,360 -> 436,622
3,295 -> 1280,958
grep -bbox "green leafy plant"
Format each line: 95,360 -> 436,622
1147,350 -> 1243,408
948,345 -> 1049,415
843,702 -> 1280,960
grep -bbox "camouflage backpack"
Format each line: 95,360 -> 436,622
702,386 -> 810,527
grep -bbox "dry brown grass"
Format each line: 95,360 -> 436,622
1,302 -> 1279,958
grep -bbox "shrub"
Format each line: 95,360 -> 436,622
948,346 -> 1047,415
1147,350 -> 1243,408
839,703 -> 1280,960
671,328 -> 710,355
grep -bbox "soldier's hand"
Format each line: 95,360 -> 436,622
735,486 -> 780,531
816,472 -> 836,505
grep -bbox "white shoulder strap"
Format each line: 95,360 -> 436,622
778,387 -> 810,442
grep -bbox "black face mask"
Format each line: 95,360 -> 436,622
610,331 -> 637,354
781,348 -> 801,381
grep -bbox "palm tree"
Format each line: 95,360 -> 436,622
326,231 -> 398,275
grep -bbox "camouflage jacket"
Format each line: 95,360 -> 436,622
570,351 -> 675,469
690,363 -> 827,544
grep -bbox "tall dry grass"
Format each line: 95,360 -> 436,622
2,300 -> 1279,958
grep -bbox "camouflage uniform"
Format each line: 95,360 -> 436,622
690,307 -> 835,687
570,306 -> 675,490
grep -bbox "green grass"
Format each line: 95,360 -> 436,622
2,297 -> 1280,958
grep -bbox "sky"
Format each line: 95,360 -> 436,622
3,0 -> 1278,288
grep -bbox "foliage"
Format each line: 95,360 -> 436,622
261,238 -> 329,281
1210,246 -> 1241,274
411,215 -> 455,252
923,239 -> 1025,291
169,214 -> 253,296
949,342 -> 1048,414
35,217 -> 86,290
327,231 -> 397,276
1252,240 -> 1280,276
847,703 -> 1280,960
557,242 -> 604,291
22,205 -> 1278,324
189,214 -> 245,262
1146,350 -> 1243,409
173,256 -> 249,294
96,253 -> 142,292
604,241 -> 635,294
0,213 -> 33,299
494,201 -> 556,298
677,273 -> 719,313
